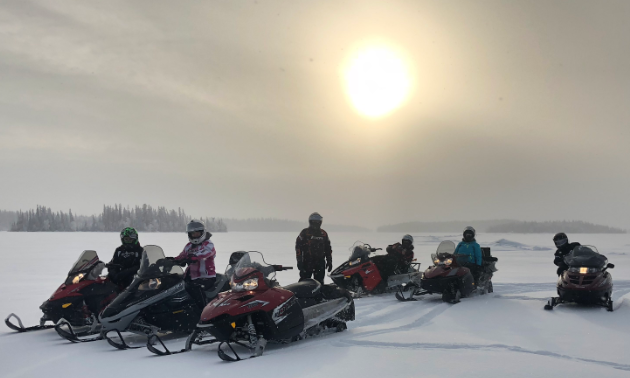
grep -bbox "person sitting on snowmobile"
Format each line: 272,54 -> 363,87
107,227 -> 143,288
296,212 -> 332,285
174,220 -> 218,309
552,232 -> 581,276
374,234 -> 416,282
454,226 -> 483,281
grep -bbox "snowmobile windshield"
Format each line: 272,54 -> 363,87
232,252 -> 276,282
224,251 -> 248,280
68,250 -> 100,275
348,241 -> 371,261
436,240 -> 456,255
137,245 -> 184,279
564,245 -> 607,268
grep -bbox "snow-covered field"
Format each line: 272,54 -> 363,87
1,232 -> 629,378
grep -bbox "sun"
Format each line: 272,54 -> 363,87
342,43 -> 413,119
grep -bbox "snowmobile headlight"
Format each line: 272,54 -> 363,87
231,278 -> 258,292
444,258 -> 453,266
433,258 -> 440,265
349,258 -> 361,266
138,278 -> 162,291
71,273 -> 85,285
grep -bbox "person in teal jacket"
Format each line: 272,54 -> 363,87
454,226 -> 483,266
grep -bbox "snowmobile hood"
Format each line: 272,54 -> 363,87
199,287 -> 293,325
49,277 -> 106,301
100,276 -> 185,321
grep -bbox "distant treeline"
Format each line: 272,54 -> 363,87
486,220 -> 626,234
379,219 -> 627,234
222,218 -> 370,232
378,220 -> 513,233
8,205 -> 227,232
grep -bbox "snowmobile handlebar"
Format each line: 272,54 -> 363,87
272,265 -> 293,271
370,248 -> 382,252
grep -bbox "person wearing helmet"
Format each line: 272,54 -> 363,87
552,232 -> 581,276
374,234 -> 416,282
454,226 -> 483,281
295,212 -> 332,285
174,220 -> 217,309
107,227 -> 143,288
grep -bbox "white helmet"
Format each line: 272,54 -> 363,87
187,220 -> 206,245
308,212 -> 323,222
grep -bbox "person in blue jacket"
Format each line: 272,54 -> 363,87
454,226 -> 483,281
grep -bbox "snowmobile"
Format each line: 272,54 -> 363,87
186,251 -> 355,361
544,245 -> 614,311
5,250 -> 119,339
329,241 -> 421,296
396,240 -> 498,303
96,245 -> 231,350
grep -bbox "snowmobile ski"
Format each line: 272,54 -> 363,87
4,313 -> 54,332
103,329 -> 144,350
54,319 -> 103,342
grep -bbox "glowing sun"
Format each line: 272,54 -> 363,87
342,43 -> 413,118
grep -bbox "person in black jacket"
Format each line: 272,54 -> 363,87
107,227 -> 143,288
295,212 -> 332,285
553,232 -> 581,276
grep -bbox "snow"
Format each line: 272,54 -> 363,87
1,232 -> 629,378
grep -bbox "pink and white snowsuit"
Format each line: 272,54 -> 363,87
175,236 -> 216,280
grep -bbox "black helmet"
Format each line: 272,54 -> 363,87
308,212 -> 323,229
463,226 -> 475,241
229,251 -> 247,265
187,220 -> 206,245
120,227 -> 139,245
402,234 -> 413,247
553,232 -> 568,248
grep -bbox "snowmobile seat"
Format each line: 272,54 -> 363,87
284,279 -> 321,298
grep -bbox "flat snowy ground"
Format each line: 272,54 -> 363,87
1,232 -> 629,378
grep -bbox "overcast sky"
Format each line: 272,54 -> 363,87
1,0 -> 629,229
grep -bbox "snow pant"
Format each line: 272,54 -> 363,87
299,260 -> 326,285
185,277 -> 216,309
462,263 -> 483,284
372,255 -> 399,282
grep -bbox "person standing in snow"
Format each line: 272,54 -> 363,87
454,226 -> 483,281
552,232 -> 581,276
175,220 -> 217,309
295,212 -> 332,285
107,227 -> 143,289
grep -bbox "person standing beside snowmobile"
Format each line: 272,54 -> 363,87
295,212 -> 332,285
552,232 -> 581,276
174,220 -> 217,309
107,227 -> 143,289
454,227 -> 483,280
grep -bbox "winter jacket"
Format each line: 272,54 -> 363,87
108,244 -> 143,287
553,242 -> 581,266
295,227 -> 332,271
454,240 -> 483,266
175,233 -> 217,280
386,242 -> 414,264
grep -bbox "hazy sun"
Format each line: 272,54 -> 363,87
342,43 -> 413,119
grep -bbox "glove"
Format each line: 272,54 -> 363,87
326,259 -> 333,273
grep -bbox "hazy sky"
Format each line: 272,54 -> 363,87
1,0 -> 629,229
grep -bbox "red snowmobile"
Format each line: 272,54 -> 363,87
180,252 -> 355,361
396,240 -> 497,303
330,242 -> 421,296
5,250 -> 119,337
544,245 -> 614,311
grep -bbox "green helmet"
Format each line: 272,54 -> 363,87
120,227 -> 139,245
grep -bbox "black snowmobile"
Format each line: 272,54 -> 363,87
6,250 -> 119,338
545,245 -> 614,311
93,245 -> 231,349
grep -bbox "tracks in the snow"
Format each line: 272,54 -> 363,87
339,280 -> 630,372
335,339 -> 630,371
